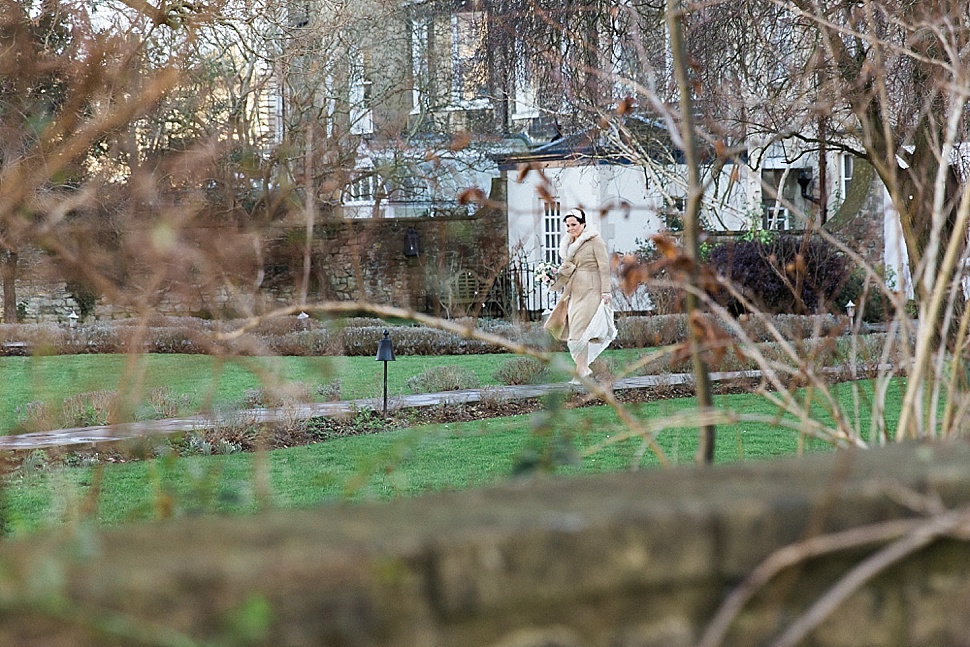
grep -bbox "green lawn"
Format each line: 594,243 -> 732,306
0,349 -> 646,434
0,378 -> 901,538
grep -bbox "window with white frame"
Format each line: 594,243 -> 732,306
763,205 -> 790,230
840,154 -> 854,202
347,172 -> 379,204
543,201 -> 562,263
349,48 -> 373,135
410,2 -> 489,111
410,13 -> 431,112
452,6 -> 488,105
260,71 -> 284,147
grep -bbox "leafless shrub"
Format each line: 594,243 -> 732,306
138,387 -> 192,420
614,314 -> 846,350
615,315 -> 691,348
112,317 -> 212,332
243,382 -> 316,409
493,357 -> 551,385
194,408 -> 261,452
629,333 -> 904,378
143,327 -> 205,354
14,401 -> 56,433
0,315 -> 855,358
591,356 -> 618,381
267,330 -> 333,356
643,282 -> 683,315
316,380 -> 342,402
60,390 -> 117,428
16,391 -> 118,431
73,323 -> 126,353
478,385 -> 511,411
405,366 -> 480,393
15,390 -> 118,431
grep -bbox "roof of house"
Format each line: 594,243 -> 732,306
491,114 -> 748,171
492,115 -> 687,170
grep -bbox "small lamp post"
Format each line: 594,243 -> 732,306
67,310 -> 79,330
375,329 -> 396,415
845,300 -> 856,322
404,227 -> 420,257
297,311 -> 309,330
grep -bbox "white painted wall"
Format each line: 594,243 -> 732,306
883,189 -> 913,298
507,160 -> 754,264
505,159 -> 755,312
506,163 -> 661,260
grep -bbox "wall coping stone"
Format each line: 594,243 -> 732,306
2,441 -> 969,646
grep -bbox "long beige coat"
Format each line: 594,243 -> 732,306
549,229 -> 611,342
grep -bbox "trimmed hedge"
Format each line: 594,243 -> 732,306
0,313 -> 851,357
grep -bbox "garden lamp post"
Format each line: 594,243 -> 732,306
375,329 -> 396,416
403,228 -> 420,257
68,310 -> 79,330
846,300 -> 856,322
297,311 -> 309,330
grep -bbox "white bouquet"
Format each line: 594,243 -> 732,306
534,261 -> 559,286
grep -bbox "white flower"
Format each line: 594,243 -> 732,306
534,261 -> 559,286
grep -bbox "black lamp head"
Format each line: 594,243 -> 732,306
404,228 -> 420,257
375,329 -> 396,362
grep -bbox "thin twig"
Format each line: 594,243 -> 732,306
698,506 -> 970,647
698,516 -> 924,647
768,507 -> 970,647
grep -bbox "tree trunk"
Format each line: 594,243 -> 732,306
668,0 -> 716,464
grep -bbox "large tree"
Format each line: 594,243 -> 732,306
0,1 -> 82,321
687,1 -> 970,290
683,0 -> 970,438
485,0 -> 969,296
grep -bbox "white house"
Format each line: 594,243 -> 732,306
492,125 -> 925,314
493,127 -> 757,312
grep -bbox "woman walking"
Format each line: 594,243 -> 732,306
545,208 -> 616,383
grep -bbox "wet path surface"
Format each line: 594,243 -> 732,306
0,370 -> 766,452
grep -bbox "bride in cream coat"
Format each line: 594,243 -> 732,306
546,208 -> 617,382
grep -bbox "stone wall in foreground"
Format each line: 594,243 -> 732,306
2,442 -> 970,646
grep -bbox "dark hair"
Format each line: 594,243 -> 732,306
563,208 -> 586,224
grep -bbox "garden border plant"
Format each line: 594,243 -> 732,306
0,312 -> 854,357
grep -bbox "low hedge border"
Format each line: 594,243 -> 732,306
0,313 -> 853,357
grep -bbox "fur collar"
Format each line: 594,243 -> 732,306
560,228 -> 600,262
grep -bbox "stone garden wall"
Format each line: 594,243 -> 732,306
3,442 -> 970,646
5,205 -> 509,323
6,247 -> 83,323
260,206 -> 509,316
